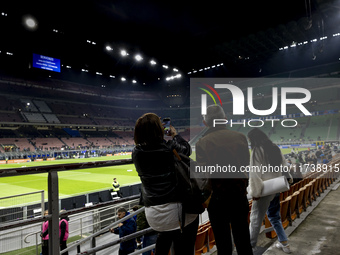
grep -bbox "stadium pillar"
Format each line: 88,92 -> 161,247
48,171 -> 60,255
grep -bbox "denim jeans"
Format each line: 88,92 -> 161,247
249,193 -> 288,247
142,233 -> 157,255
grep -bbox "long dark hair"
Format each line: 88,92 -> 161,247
247,128 -> 283,166
134,113 -> 164,146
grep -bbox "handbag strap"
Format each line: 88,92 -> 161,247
173,149 -> 182,161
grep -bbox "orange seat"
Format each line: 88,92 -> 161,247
201,226 -> 216,253
281,196 -> 291,229
208,226 -> 215,249
303,183 -> 312,207
288,191 -> 299,223
297,187 -> 305,215
195,227 -> 209,255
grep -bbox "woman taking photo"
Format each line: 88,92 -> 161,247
132,113 -> 199,255
247,128 -> 292,254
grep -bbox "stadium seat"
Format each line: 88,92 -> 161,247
303,183 -> 312,207
111,192 -> 120,200
201,226 -> 216,253
281,196 -> 291,229
288,191 -> 299,223
281,190 -> 289,201
207,226 -> 215,250
195,227 -> 209,255
316,176 -> 324,195
297,187 -> 306,215
309,179 -> 316,203
291,183 -> 299,193
313,178 -> 320,198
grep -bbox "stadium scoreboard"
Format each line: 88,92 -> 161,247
32,53 -> 61,72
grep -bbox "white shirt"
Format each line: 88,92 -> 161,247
145,202 -> 198,232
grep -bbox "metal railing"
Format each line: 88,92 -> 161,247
21,198 -> 140,255
0,158 -> 134,255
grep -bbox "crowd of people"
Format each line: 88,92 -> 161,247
130,105 -> 338,255
42,105 -> 337,255
130,107 -> 294,255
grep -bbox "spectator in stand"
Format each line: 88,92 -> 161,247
112,178 -> 122,197
322,154 -> 329,164
132,113 -> 198,255
315,149 -> 323,163
110,207 -> 137,255
59,210 -> 69,255
289,163 -> 304,184
247,128 -> 292,254
195,105 -> 253,255
41,210 -> 49,255
311,154 -> 318,165
132,205 -> 157,255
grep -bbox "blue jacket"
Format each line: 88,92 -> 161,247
113,212 -> 137,252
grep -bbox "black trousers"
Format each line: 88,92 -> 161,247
60,240 -> 68,255
118,249 -> 135,255
155,216 -> 199,255
41,240 -> 48,255
208,194 -> 253,255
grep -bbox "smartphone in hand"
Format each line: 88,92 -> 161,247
163,117 -> 171,135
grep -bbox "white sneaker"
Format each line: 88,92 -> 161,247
276,242 -> 292,253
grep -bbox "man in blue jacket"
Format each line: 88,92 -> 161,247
110,207 -> 137,255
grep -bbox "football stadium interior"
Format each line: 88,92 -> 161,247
1,0 -> 340,254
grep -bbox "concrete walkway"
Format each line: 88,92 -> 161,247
263,181 -> 340,255
206,177 -> 340,255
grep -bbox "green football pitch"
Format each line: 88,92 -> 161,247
0,155 -> 140,200
0,148 -> 293,205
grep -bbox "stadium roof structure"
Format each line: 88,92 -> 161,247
0,0 -> 340,88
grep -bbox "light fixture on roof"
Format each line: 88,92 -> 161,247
106,45 -> 113,51
135,54 -> 143,61
132,80 -> 137,83
23,15 -> 38,31
121,77 -> 126,81
121,50 -> 128,56
87,40 -> 96,45
150,60 -> 156,65
166,73 -> 182,81
162,65 -> 168,69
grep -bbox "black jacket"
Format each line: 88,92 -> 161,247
132,135 -> 191,207
196,126 -> 250,197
